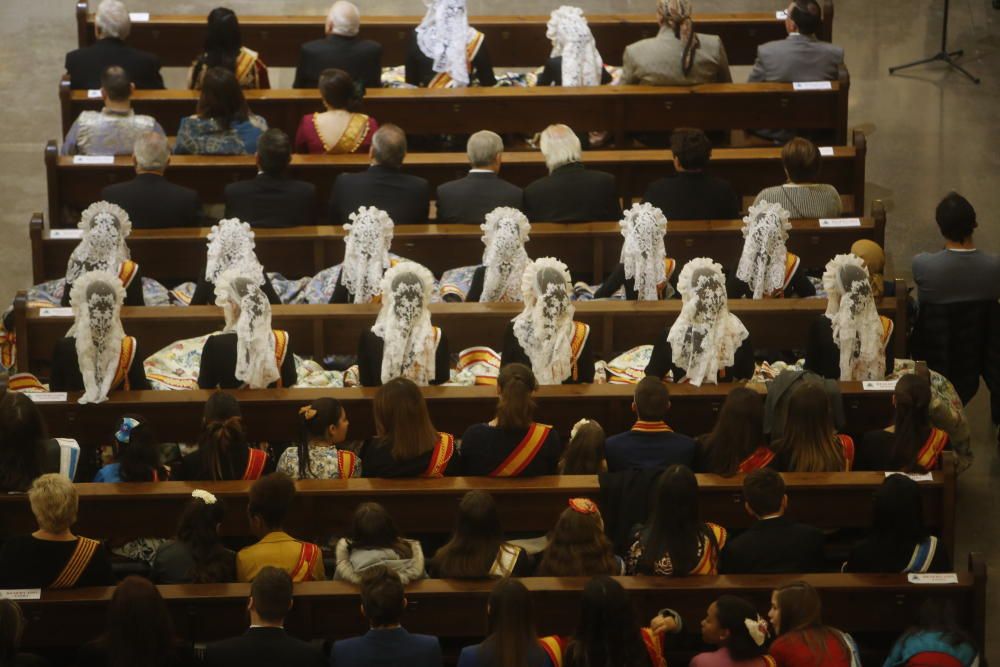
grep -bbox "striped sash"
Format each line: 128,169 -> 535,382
879,316 -> 894,348
242,448 -> 268,480
689,523 -> 726,575
338,450 -> 359,479
110,336 -> 137,391
118,260 -> 138,288
632,420 -> 672,433
50,537 -> 100,589
428,30 -> 485,88
538,636 -> 567,667
272,330 -> 290,388
837,433 -> 855,471
290,542 -> 320,582
569,322 -> 590,381
903,536 -> 939,574
422,433 -> 456,478
916,428 -> 949,471
738,446 -> 776,473
640,627 -> 666,667
489,423 -> 552,477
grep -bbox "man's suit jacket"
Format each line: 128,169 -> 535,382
330,627 -> 443,667
748,34 -> 844,82
293,35 -> 383,90
719,515 -> 826,574
224,173 -> 317,228
100,173 -> 202,229
435,171 -> 523,224
329,165 -> 431,225
642,171 -> 741,221
523,162 -> 621,223
203,627 -> 325,667
65,38 -> 165,90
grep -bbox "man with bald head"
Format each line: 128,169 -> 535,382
294,1 -> 383,89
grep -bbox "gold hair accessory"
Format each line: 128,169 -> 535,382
299,406 -> 318,420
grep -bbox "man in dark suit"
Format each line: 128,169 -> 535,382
524,124 -> 621,223
720,468 -> 826,574
100,131 -> 202,229
330,566 -> 443,667
329,124 -> 431,225
604,377 -> 697,471
642,129 -> 741,220
436,131 -> 523,224
294,1 -> 383,90
224,129 -> 316,228
202,566 -> 325,667
64,0 -> 164,90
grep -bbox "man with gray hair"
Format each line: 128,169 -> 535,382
524,124 -> 621,223
65,0 -> 164,90
329,124 -> 431,225
294,1 -> 383,90
436,131 -> 523,224
100,132 -> 202,229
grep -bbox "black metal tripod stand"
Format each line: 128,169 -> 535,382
889,0 -> 980,84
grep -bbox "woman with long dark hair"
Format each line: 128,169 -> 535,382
93,415 -> 168,482
772,383 -> 854,472
696,387 -> 772,475
334,502 -> 425,584
277,398 -> 359,480
625,465 -> 727,576
0,392 -> 54,492
152,490 -> 235,584
429,490 -> 530,578
294,68 -> 378,154
857,373 -> 950,472
175,67 -> 268,155
457,579 -> 551,667
884,599 -> 978,667
536,499 -> 622,576
692,596 -> 772,667
180,393 -> 271,481
187,7 -> 269,89
768,581 -> 859,667
558,419 -> 607,474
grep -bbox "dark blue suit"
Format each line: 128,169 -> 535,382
331,627 -> 442,667
604,421 -> 697,472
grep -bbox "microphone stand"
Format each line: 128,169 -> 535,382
889,0 -> 980,84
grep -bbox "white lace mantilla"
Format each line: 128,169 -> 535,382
736,201 -> 792,299
480,207 -> 531,302
513,257 -> 576,385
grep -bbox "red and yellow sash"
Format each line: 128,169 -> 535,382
0,325 -> 15,370
110,336 -> 136,391
569,321 -> 590,382
7,373 -> 46,392
338,450 -> 359,479
118,260 -> 138,289
272,330 -> 289,388
689,523 -> 727,575
489,423 -> 552,477
50,537 -> 100,589
422,432 -> 456,478
632,420 -> 673,433
538,636 -> 568,667
640,627 -> 667,667
879,316 -> 894,349
738,446 -> 776,473
916,427 -> 949,471
243,448 -> 268,481
428,30 -> 485,88
290,541 -> 320,583
837,433 -> 855,471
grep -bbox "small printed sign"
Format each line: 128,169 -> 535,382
0,589 -> 41,600
776,10 -> 788,19
819,218 -> 862,228
72,155 -> 115,165
792,81 -> 833,91
862,379 -> 898,390
886,471 -> 934,482
907,573 -> 959,585
86,89 -> 102,99
26,393 -> 68,403
39,307 -> 73,317
818,146 -> 835,156
129,12 -> 150,21
49,229 -> 84,240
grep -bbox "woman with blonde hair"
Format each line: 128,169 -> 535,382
537,498 -> 623,576
773,382 -> 854,472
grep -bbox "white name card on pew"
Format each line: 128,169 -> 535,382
129,12 -> 150,21
72,155 -> 114,165
0,589 -> 41,600
86,89 -> 102,99
49,229 -> 84,240
908,573 -> 959,585
39,307 -> 73,317
775,10 -> 788,19
886,471 -> 934,482
26,393 -> 68,403
793,81 -> 833,91
818,146 -> 835,156
819,218 -> 862,228
862,379 -> 898,391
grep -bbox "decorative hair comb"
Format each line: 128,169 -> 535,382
299,405 -> 318,420
744,615 -> 769,646
568,498 -> 598,515
191,489 -> 217,505
114,417 -> 140,445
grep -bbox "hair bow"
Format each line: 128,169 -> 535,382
114,417 -> 140,445
568,497 -> 598,515
744,615 -> 769,646
299,405 -> 318,420
570,418 -> 591,440
191,489 -> 218,505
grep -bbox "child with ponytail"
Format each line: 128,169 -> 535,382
181,392 -> 272,481
277,397 -> 359,479
692,595 -> 774,667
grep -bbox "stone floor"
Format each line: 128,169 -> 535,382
0,0 -> 997,658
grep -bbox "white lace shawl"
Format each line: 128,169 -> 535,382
667,258 -> 749,386
416,0 -> 473,86
619,202 -> 668,301
822,253 -> 885,381
372,262 -> 438,385
204,219 -> 265,286
66,202 -> 132,284
480,207 -> 531,303
546,6 -> 604,86
736,201 -> 792,299
512,257 -> 576,385
69,270 -> 127,404
341,206 -> 395,304
215,269 -> 280,389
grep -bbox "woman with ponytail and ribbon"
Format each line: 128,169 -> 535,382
693,596 -> 775,667
180,392 -> 272,482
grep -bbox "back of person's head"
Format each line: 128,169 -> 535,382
743,468 -> 785,517
360,566 -> 406,627
431,490 -> 504,578
134,131 -> 169,172
872,474 -> 928,546
349,501 -> 413,558
891,373 -> 933,471
702,387 -> 763,475
0,392 -> 46,493
296,397 -> 347,478
467,130 -> 504,168
934,192 -> 977,243
176,490 -> 231,583
495,363 -> 538,430
559,419 -> 606,474
112,414 -> 161,482
96,0 -> 131,40
319,68 -> 360,111
539,124 -> 582,172
197,66 -> 250,128
100,65 -> 132,102
566,576 -> 650,667
538,500 -> 617,576
250,566 -> 293,623
905,599 -> 977,650
371,124 -> 407,169
203,7 -> 242,69
248,472 -> 296,530
773,581 -> 826,636
640,465 -> 705,575
789,0 -> 823,36
28,473 -> 77,533
711,596 -> 769,660
327,0 -> 361,36
781,137 -> 822,183
634,376 -> 670,422
670,128 -> 712,171
373,377 -> 437,459
104,576 -> 176,667
198,393 -> 247,481
0,598 -> 25,662
257,129 -> 292,177
777,382 -> 843,472
485,578 -> 538,667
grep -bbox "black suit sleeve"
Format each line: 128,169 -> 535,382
124,270 -> 145,306
329,176 -> 345,224
465,266 -> 486,302
804,316 -> 836,379
358,330 -> 383,387
433,331 -> 451,385
500,322 -> 530,368
366,43 -> 384,89
472,43 -> 496,86
574,333 -> 595,383
537,57 -> 560,86
190,278 -> 213,306
417,179 -> 431,224
127,343 -> 151,390
49,337 -> 78,392
644,330 -> 672,380
280,339 -> 297,388
184,189 -> 204,227
788,265 -> 816,297
198,335 -> 222,389
731,334 -> 755,380
329,271 -> 351,304
293,48 -> 310,89
719,541 -> 745,574
600,175 -> 622,220
594,263 -> 627,299
405,36 -> 424,86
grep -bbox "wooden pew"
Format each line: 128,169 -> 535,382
13,282 -> 907,376
29,203 -> 887,284
76,2 -> 834,68
45,130 -> 868,226
59,74 -> 851,145
16,556 -> 986,656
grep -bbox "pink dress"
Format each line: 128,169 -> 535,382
294,112 -> 378,154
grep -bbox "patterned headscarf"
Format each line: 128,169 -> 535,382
341,206 -> 395,304
204,219 -> 265,286
416,0 -> 473,86
69,270 -> 127,404
480,207 -> 531,303
214,269 -> 280,389
546,6 -> 604,87
512,257 -> 576,385
619,203 -> 669,301
657,0 -> 700,75
822,254 -> 885,381
66,201 -> 132,285
736,201 -> 793,299
372,262 -> 438,385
